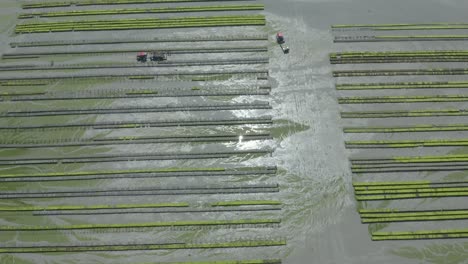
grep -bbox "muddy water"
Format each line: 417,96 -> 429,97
265,0 -> 468,263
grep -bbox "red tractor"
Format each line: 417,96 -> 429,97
137,51 -> 167,62
136,52 -> 148,62
276,32 -> 289,54
276,32 -> 285,44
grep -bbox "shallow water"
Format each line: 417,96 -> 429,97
266,0 -> 468,263
1,0 -> 468,263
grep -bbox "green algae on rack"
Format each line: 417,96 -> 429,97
0,150 -> 272,166
338,95 -> 468,104
336,81 -> 468,90
371,229 -> 468,240
0,80 -> 49,86
0,69 -> 268,82
0,166 -> 276,181
353,181 -> 468,200
9,34 -> 268,48
334,35 -> 468,42
353,181 -> 468,190
333,68 -> 468,77
345,138 -> 468,148
15,15 -> 266,34
0,133 -> 273,149
330,50 -> 468,63
22,0 -> 258,9
140,260 -> 282,264
211,200 -> 282,207
0,167 -> 225,179
0,219 -> 280,231
356,187 -> 468,195
350,154 -> 468,173
0,241 -> 288,253
0,203 -> 189,212
0,102 -> 272,117
359,209 -> 468,223
19,4 -> 265,18
356,192 -> 468,200
341,109 -> 468,118
0,184 -> 279,199
0,117 -> 273,131
351,154 -> 468,164
0,239 -> 287,253
6,89 -> 269,101
331,23 -> 468,30
344,124 -> 468,133
2,46 -> 267,59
